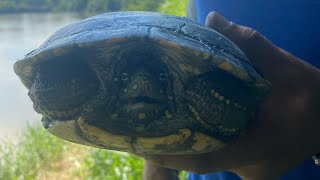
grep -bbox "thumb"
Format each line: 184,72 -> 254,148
205,11 -> 288,81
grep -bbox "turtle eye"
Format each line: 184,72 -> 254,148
159,73 -> 167,80
121,72 -> 128,81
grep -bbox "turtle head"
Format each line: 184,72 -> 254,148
101,46 -> 176,135
113,61 -> 172,124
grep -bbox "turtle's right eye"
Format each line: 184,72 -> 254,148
121,72 -> 128,81
159,73 -> 167,80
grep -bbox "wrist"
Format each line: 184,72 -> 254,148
143,160 -> 179,180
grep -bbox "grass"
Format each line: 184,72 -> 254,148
77,149 -> 144,180
0,124 -> 187,179
0,124 -> 65,179
158,0 -> 189,16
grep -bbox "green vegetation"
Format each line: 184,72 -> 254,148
0,0 -> 164,13
0,124 -> 65,179
78,149 -> 188,179
158,0 -> 189,16
78,149 -> 144,179
0,0 -> 189,15
0,124 -> 144,179
0,125 -> 188,179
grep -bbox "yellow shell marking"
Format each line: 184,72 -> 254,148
78,117 -> 133,151
192,132 -> 226,152
75,117 -> 227,154
23,65 -> 33,76
52,47 -> 67,56
217,61 -> 233,71
47,120 -> 98,148
134,129 -> 191,153
216,59 -> 251,81
158,40 -> 183,51
201,52 -> 210,59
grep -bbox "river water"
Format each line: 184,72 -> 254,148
0,13 -> 85,138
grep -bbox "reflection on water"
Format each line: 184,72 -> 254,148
0,13 -> 83,138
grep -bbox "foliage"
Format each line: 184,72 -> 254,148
78,149 -> 144,180
51,0 -> 88,12
0,124 -> 146,179
158,0 -> 189,16
0,124 -> 65,179
0,0 -> 190,17
122,0 -> 163,12
76,148 -> 188,180
0,0 -> 165,13
0,124 -> 187,179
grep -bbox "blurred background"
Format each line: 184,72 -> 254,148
0,0 -> 188,179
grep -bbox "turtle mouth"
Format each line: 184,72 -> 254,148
127,96 -> 162,105
115,96 -> 167,126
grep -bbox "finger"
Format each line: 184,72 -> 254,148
205,11 -> 273,59
205,11 -> 289,82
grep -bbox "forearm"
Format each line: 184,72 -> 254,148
143,160 -> 179,180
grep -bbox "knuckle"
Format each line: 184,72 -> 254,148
245,27 -> 264,42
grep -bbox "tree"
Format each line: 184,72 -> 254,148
122,0 -> 163,11
158,0 -> 189,16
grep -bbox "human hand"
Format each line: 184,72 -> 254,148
142,12 -> 320,180
143,160 -> 179,180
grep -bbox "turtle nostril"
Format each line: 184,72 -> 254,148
142,76 -> 148,82
137,73 -> 149,82
159,73 -> 167,81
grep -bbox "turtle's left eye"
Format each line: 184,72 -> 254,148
121,72 -> 128,81
159,73 -> 167,80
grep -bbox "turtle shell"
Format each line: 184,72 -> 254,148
14,11 -> 271,154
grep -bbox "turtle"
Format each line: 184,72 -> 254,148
14,11 -> 271,154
